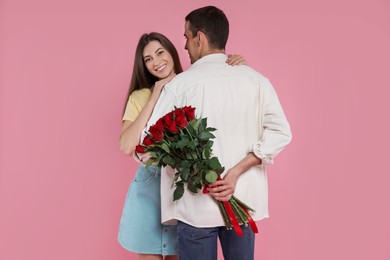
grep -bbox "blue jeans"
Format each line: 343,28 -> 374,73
177,221 -> 255,260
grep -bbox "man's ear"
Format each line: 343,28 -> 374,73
197,31 -> 207,46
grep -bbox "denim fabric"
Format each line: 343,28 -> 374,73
118,165 -> 178,255
177,221 -> 255,260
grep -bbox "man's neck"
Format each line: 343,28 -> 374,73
200,48 -> 225,59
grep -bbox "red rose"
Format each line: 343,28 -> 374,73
167,122 -> 178,133
176,114 -> 188,128
183,106 -> 196,121
164,112 -> 174,127
135,144 -> 145,153
155,118 -> 166,132
174,108 -> 184,117
150,128 -> 164,141
142,136 -> 154,146
149,123 -> 165,140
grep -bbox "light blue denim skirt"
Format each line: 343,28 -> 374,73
118,164 -> 178,255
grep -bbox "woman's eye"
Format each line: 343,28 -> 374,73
144,58 -> 151,63
157,51 -> 164,56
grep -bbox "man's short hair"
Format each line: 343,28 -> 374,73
185,6 -> 229,50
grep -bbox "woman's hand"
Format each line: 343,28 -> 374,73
150,74 -> 176,102
119,74 -> 176,155
226,54 -> 247,66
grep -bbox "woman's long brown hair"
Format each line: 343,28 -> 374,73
123,32 -> 183,116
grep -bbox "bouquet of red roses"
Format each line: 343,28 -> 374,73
136,106 -> 258,236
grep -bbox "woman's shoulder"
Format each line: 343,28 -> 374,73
130,87 -> 151,99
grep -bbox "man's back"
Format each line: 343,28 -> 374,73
169,53 -> 264,171
147,53 -> 290,227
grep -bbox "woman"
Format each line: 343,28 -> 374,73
118,32 -> 246,260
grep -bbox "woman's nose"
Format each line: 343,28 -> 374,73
153,58 -> 161,67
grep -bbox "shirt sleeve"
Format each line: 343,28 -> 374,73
122,94 -> 140,122
122,89 -> 151,122
250,79 -> 292,165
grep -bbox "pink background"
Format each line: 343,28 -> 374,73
1,0 -> 389,259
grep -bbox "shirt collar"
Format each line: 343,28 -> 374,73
191,53 -> 227,67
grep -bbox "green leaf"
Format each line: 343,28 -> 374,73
192,175 -> 203,189
206,140 -> 214,150
215,167 -> 225,175
161,143 -> 170,153
202,147 -> 211,159
178,160 -> 191,169
173,184 -> 184,201
193,174 -> 201,183
205,170 -> 218,184
145,158 -> 154,168
190,150 -> 199,160
177,139 -> 189,148
156,153 -> 165,165
180,168 -> 190,181
199,118 -> 207,132
185,152 -> 194,160
169,142 -> 176,149
190,119 -> 201,132
163,155 -> 175,165
205,127 -> 217,132
187,182 -> 198,193
208,157 -> 222,170
188,140 -> 196,150
180,133 -> 190,141
199,131 -> 215,140
187,124 -> 198,137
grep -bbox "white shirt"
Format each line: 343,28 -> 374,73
146,54 -> 292,227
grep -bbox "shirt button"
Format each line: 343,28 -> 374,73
164,229 -> 168,232
163,244 -> 167,248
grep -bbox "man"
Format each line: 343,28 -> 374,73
146,6 -> 292,260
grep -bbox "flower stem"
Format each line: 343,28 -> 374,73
161,139 -> 185,160
184,128 -> 201,158
217,201 -> 231,229
232,195 -> 255,212
230,198 -> 248,224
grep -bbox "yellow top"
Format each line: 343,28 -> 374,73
122,88 -> 151,122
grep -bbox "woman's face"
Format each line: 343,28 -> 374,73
143,40 -> 175,80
